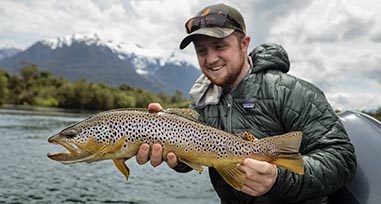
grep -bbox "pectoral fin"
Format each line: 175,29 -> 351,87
215,164 -> 246,190
113,158 -> 130,181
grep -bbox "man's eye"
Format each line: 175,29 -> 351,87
216,44 -> 226,50
196,48 -> 206,55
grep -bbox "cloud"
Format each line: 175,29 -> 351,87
287,46 -> 333,90
268,0 -> 376,44
370,25 -> 381,42
262,0 -> 381,110
327,91 -> 381,111
0,0 -> 192,51
345,52 -> 381,84
232,0 -> 312,46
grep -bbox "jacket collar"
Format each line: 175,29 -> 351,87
189,57 -> 253,107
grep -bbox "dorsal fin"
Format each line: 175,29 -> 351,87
238,131 -> 257,142
98,108 -> 147,115
162,108 -> 201,122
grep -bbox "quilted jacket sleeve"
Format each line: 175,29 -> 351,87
265,73 -> 357,202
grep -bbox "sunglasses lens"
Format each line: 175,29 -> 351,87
205,14 -> 225,26
185,18 -> 194,33
185,14 -> 228,33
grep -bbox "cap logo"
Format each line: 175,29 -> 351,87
200,9 -> 210,16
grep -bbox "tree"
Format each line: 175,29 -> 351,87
7,75 -> 24,105
0,75 -> 9,105
170,90 -> 186,103
20,61 -> 39,82
73,79 -> 91,109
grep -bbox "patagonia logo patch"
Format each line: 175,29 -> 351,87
242,102 -> 255,109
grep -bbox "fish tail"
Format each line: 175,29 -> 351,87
268,131 -> 304,174
216,131 -> 305,191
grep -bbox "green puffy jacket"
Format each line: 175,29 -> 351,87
187,43 -> 357,204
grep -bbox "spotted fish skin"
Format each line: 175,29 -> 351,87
48,108 -> 304,190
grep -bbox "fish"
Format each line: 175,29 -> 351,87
47,108 -> 304,190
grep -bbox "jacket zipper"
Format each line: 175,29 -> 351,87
225,94 -> 233,133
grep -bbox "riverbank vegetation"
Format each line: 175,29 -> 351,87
0,62 -> 191,111
362,108 -> 381,121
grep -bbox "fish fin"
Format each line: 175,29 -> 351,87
273,157 -> 304,175
163,108 -> 200,122
238,131 -> 257,142
215,164 -> 246,190
112,158 -> 130,181
110,136 -> 126,153
96,136 -> 126,156
266,131 -> 304,174
178,158 -> 203,173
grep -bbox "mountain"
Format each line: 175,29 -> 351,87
0,46 -> 22,61
0,33 -> 200,95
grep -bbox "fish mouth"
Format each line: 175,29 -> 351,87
47,134 -> 92,164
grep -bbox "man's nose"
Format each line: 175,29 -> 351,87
206,50 -> 219,65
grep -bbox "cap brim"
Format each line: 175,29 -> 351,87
179,27 -> 235,50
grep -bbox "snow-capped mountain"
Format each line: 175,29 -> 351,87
0,33 -> 200,94
0,46 -> 23,61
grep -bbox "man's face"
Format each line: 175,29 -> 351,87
193,33 -> 250,88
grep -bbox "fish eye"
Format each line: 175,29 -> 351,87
63,129 -> 78,138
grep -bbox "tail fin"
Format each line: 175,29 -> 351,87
266,131 -> 304,174
215,131 -> 304,191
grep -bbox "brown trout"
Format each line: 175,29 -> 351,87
47,108 -> 304,190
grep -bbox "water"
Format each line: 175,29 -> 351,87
0,108 -> 219,204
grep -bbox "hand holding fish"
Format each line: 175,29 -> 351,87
239,158 -> 278,196
136,103 -> 179,168
136,143 -> 178,168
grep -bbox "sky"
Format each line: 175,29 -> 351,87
0,0 -> 380,111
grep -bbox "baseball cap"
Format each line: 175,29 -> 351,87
179,3 -> 246,50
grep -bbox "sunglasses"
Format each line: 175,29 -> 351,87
185,13 -> 243,34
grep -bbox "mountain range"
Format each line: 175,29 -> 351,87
0,33 -> 201,95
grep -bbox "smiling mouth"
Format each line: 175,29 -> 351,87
209,65 -> 224,71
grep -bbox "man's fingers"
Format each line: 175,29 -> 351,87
241,158 -> 272,175
148,103 -> 163,113
136,144 -> 150,165
136,142 -> 176,169
166,152 -> 178,168
150,143 -> 163,167
239,158 -> 278,196
241,185 -> 261,197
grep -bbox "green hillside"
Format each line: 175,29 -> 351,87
0,62 -> 190,110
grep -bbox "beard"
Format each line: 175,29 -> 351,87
205,50 -> 246,88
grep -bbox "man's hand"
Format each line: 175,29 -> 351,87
239,158 -> 278,196
135,103 -> 179,168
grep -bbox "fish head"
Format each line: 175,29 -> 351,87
47,115 -> 125,164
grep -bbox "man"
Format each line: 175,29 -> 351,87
136,3 -> 356,204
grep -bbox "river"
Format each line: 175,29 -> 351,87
0,108 -> 219,204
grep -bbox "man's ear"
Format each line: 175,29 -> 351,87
241,35 -> 251,51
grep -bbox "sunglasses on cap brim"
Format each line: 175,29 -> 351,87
185,13 -> 243,34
